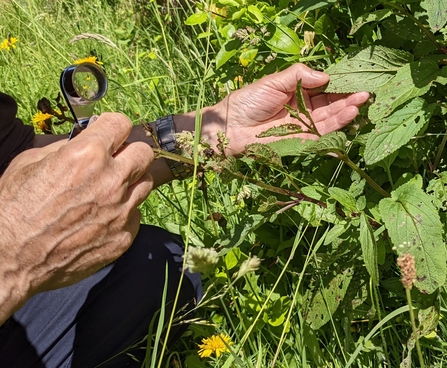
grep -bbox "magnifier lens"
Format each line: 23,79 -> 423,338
73,68 -> 100,101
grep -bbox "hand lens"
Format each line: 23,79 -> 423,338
60,62 -> 108,139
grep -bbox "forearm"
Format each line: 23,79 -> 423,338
0,223 -> 31,325
33,104 -> 226,188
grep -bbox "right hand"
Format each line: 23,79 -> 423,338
0,113 -> 153,314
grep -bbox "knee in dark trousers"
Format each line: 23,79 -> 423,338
0,225 -> 202,368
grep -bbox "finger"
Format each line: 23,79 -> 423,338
113,141 -> 154,187
311,91 -> 369,111
126,169 -> 154,207
311,92 -> 370,123
75,112 -> 133,155
259,63 -> 330,93
314,106 -> 360,135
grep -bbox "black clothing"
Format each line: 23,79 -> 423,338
0,92 -> 34,175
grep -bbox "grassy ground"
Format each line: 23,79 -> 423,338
3,0 -> 447,367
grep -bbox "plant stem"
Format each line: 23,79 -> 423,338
338,153 -> 390,197
433,132 -> 447,172
406,287 -> 425,368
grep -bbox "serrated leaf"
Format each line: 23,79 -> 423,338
184,11 -> 207,26
291,0 -> 337,14
257,123 -> 303,138
268,138 -> 314,157
307,131 -> 347,155
325,45 -> 413,93
368,60 -> 439,121
215,39 -> 240,69
245,143 -> 283,169
350,9 -> 394,35
306,267 -> 354,329
265,23 -> 302,54
360,213 -> 379,286
328,187 -> 357,213
421,0 -> 447,32
295,79 -> 314,125
364,98 -> 435,165
379,177 -> 447,294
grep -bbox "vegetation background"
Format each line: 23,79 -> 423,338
1,0 -> 447,367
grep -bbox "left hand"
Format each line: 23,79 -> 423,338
209,63 -> 369,155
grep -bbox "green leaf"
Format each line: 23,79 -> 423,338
291,0 -> 336,14
435,66 -> 447,85
360,213 -> 379,286
368,60 -> 439,121
325,45 -> 413,93
307,131 -> 347,155
295,79 -> 313,126
421,0 -> 447,32
306,267 -> 354,329
379,177 -> 447,294
218,0 -> 240,6
245,143 -> 283,169
247,5 -> 264,23
239,48 -> 258,67
427,172 -> 447,210
265,23 -> 302,54
256,123 -> 303,138
225,248 -> 242,270
364,98 -> 435,165
215,39 -> 240,69
268,138 -> 314,157
350,9 -> 394,35
328,187 -> 357,213
184,11 -> 207,26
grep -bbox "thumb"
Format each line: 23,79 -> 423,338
271,63 -> 329,92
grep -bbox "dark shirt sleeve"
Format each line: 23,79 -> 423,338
0,92 -> 35,175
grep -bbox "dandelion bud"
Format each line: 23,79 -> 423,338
184,246 -> 219,274
397,253 -> 416,290
237,256 -> 261,278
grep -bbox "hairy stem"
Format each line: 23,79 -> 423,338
338,153 -> 390,197
406,287 -> 425,368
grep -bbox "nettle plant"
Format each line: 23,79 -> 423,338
176,0 -> 447,365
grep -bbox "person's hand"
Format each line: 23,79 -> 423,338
0,113 -> 153,323
208,63 -> 369,155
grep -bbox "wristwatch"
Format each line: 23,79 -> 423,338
155,114 -> 192,180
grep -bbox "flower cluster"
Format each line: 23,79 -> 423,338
198,333 -> 233,358
397,253 -> 416,290
183,246 -> 219,274
0,36 -> 18,51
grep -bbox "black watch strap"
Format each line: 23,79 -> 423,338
156,115 -> 192,180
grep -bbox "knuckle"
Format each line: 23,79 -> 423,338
100,112 -> 132,134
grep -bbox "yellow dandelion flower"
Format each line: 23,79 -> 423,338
0,36 -> 18,51
32,112 -> 53,132
198,333 -> 233,358
74,56 -> 103,66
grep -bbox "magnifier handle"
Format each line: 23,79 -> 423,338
68,115 -> 100,140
